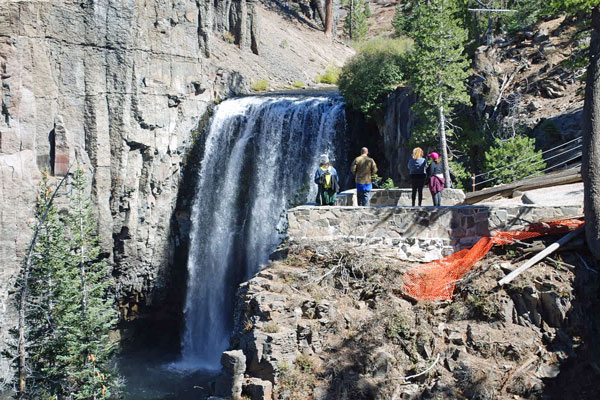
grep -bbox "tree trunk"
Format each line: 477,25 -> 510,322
349,0 -> 354,39
583,5 -> 600,260
324,0 -> 334,36
311,0 -> 326,27
18,256 -> 30,397
438,104 -> 452,188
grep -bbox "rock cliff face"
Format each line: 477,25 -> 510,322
226,239 -> 600,400
0,0 -> 353,381
0,0 -> 258,374
381,88 -> 416,186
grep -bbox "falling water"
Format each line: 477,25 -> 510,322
179,95 -> 347,370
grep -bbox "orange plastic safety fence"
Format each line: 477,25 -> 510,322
401,219 -> 584,302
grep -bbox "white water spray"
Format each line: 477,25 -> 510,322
178,95 -> 347,370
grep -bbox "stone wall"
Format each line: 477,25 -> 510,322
334,188 -> 466,207
287,204 -> 583,262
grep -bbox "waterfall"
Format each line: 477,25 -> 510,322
178,95 -> 347,370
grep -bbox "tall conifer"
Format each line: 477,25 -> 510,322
409,0 -> 470,186
343,0 -> 369,40
58,168 -> 119,399
7,168 -> 119,399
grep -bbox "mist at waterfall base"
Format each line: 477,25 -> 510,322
168,95 -> 348,373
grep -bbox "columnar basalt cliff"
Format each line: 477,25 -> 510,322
0,0 -> 352,380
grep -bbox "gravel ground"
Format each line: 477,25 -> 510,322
478,182 -> 583,207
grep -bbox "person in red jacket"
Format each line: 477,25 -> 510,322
427,152 -> 445,206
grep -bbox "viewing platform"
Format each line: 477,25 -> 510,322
288,186 -> 583,262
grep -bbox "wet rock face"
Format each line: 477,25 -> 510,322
382,88 -> 417,187
0,0 -> 258,378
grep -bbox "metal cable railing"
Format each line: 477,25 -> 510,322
473,136 -> 582,180
471,137 -> 582,191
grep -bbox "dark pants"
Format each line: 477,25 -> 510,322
410,174 -> 426,206
316,187 -> 336,205
432,192 -> 442,206
357,190 -> 371,206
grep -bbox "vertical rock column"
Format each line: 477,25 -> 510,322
52,116 -> 69,176
216,350 -> 247,400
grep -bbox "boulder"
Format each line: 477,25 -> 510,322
243,377 -> 273,400
215,373 -> 244,400
215,350 -> 247,399
221,350 -> 247,376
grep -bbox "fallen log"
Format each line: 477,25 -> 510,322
498,225 -> 585,286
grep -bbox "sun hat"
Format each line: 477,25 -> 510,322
320,154 -> 329,164
428,152 -> 439,159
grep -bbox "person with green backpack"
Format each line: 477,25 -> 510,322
314,154 -> 340,206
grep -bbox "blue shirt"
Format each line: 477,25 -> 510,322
408,157 -> 427,175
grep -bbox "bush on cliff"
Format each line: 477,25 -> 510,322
338,38 -> 411,119
316,65 -> 341,85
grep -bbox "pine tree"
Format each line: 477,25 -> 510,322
343,0 -> 369,40
7,171 -> 71,399
57,168 -> 119,399
27,176 -> 72,399
409,0 -> 470,187
392,0 -> 423,37
483,136 -> 546,185
583,4 -> 600,259
7,168 -> 119,399
324,0 -> 334,36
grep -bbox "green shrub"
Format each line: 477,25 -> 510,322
385,312 -> 412,342
463,289 -> 504,322
295,354 -> 315,372
381,178 -> 397,189
483,136 -> 546,185
263,321 -> 280,333
316,65 -> 341,85
338,38 -> 411,119
548,0 -> 598,14
277,361 -> 315,400
449,160 -> 470,191
250,79 -> 269,92
223,31 -> 236,43
503,0 -> 550,32
292,81 -> 305,89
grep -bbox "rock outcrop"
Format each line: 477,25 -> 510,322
0,0 -> 353,382
382,88 -> 417,186
225,239 -> 599,399
0,0 -> 259,379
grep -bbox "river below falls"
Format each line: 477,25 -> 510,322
119,353 -> 216,400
